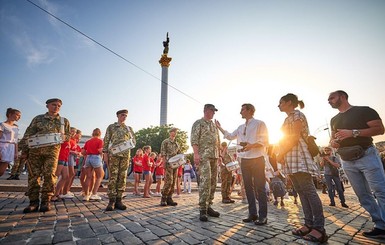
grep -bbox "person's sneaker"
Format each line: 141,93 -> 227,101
362,228 -> 385,239
89,194 -> 102,201
83,195 -> 90,201
66,192 -> 75,197
273,200 -> 278,206
60,193 -> 75,199
341,203 -> 349,208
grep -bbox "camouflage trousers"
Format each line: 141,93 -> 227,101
161,163 -> 178,197
11,158 -> 27,176
198,158 -> 218,211
107,155 -> 130,199
220,166 -> 232,199
27,145 -> 60,202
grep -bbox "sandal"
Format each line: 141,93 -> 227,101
292,224 -> 312,236
303,228 -> 328,243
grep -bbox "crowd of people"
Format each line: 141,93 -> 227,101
1,89 -> 385,242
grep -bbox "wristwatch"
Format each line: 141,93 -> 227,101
352,129 -> 360,138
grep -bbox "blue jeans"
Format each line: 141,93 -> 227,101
240,157 -> 267,219
341,146 -> 385,230
324,175 -> 345,204
290,172 -> 325,230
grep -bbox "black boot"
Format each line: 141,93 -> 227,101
39,196 -> 52,212
6,175 -> 15,180
207,207 -> 220,217
39,201 -> 51,212
23,201 -> 39,213
166,196 -> 177,206
160,196 -> 167,206
115,198 -> 127,210
105,198 -> 115,211
199,210 -> 208,222
14,175 -> 20,180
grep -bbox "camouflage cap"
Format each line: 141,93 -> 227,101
204,104 -> 218,111
116,109 -> 128,116
46,98 -> 62,105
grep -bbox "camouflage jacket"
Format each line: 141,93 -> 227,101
190,118 -> 220,159
19,113 -> 70,152
160,138 -> 181,161
103,122 -> 135,158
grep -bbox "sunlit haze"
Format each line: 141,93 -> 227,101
1,0 -> 385,152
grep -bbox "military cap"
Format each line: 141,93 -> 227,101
204,104 -> 218,111
169,127 -> 178,133
116,109 -> 128,116
46,98 -> 62,105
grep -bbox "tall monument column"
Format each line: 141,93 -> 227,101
159,33 -> 172,126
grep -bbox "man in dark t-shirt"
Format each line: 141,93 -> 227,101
328,90 -> 385,239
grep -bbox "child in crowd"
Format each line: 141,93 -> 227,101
270,172 -> 287,207
175,164 -> 183,197
82,128 -> 104,201
183,159 -> 193,194
142,146 -> 152,198
149,152 -> 157,195
132,149 -> 143,196
154,153 -> 164,197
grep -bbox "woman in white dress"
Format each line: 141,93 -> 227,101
0,108 -> 21,176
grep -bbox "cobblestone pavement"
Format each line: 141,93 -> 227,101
0,174 -> 384,245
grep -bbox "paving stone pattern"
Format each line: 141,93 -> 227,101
0,175 -> 384,244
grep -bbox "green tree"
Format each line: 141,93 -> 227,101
132,124 -> 189,155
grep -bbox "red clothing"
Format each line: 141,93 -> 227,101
83,137 -> 103,155
177,165 -> 183,177
142,153 -> 151,171
150,157 -> 155,172
155,159 -> 165,176
133,155 -> 143,172
58,141 -> 71,161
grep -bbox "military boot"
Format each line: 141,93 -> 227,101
160,196 -> 167,206
166,196 -> 177,206
23,201 -> 39,213
115,198 -> 127,210
199,210 -> 208,222
105,198 -> 115,211
207,207 -> 220,217
39,197 -> 51,212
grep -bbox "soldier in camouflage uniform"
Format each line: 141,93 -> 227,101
219,142 -> 235,204
19,98 -> 70,213
103,109 -> 136,211
191,104 -> 221,222
160,127 -> 181,206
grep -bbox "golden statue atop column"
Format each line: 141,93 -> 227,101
159,32 -> 172,67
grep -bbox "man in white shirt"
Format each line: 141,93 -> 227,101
215,103 -> 269,225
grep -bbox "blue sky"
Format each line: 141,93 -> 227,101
1,0 -> 385,150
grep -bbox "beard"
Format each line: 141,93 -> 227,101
330,97 -> 342,109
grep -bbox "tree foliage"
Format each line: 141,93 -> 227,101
132,124 -> 189,155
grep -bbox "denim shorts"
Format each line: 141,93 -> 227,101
143,170 -> 151,175
156,175 -> 164,180
68,154 -> 76,167
58,160 -> 68,166
85,155 -> 102,168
